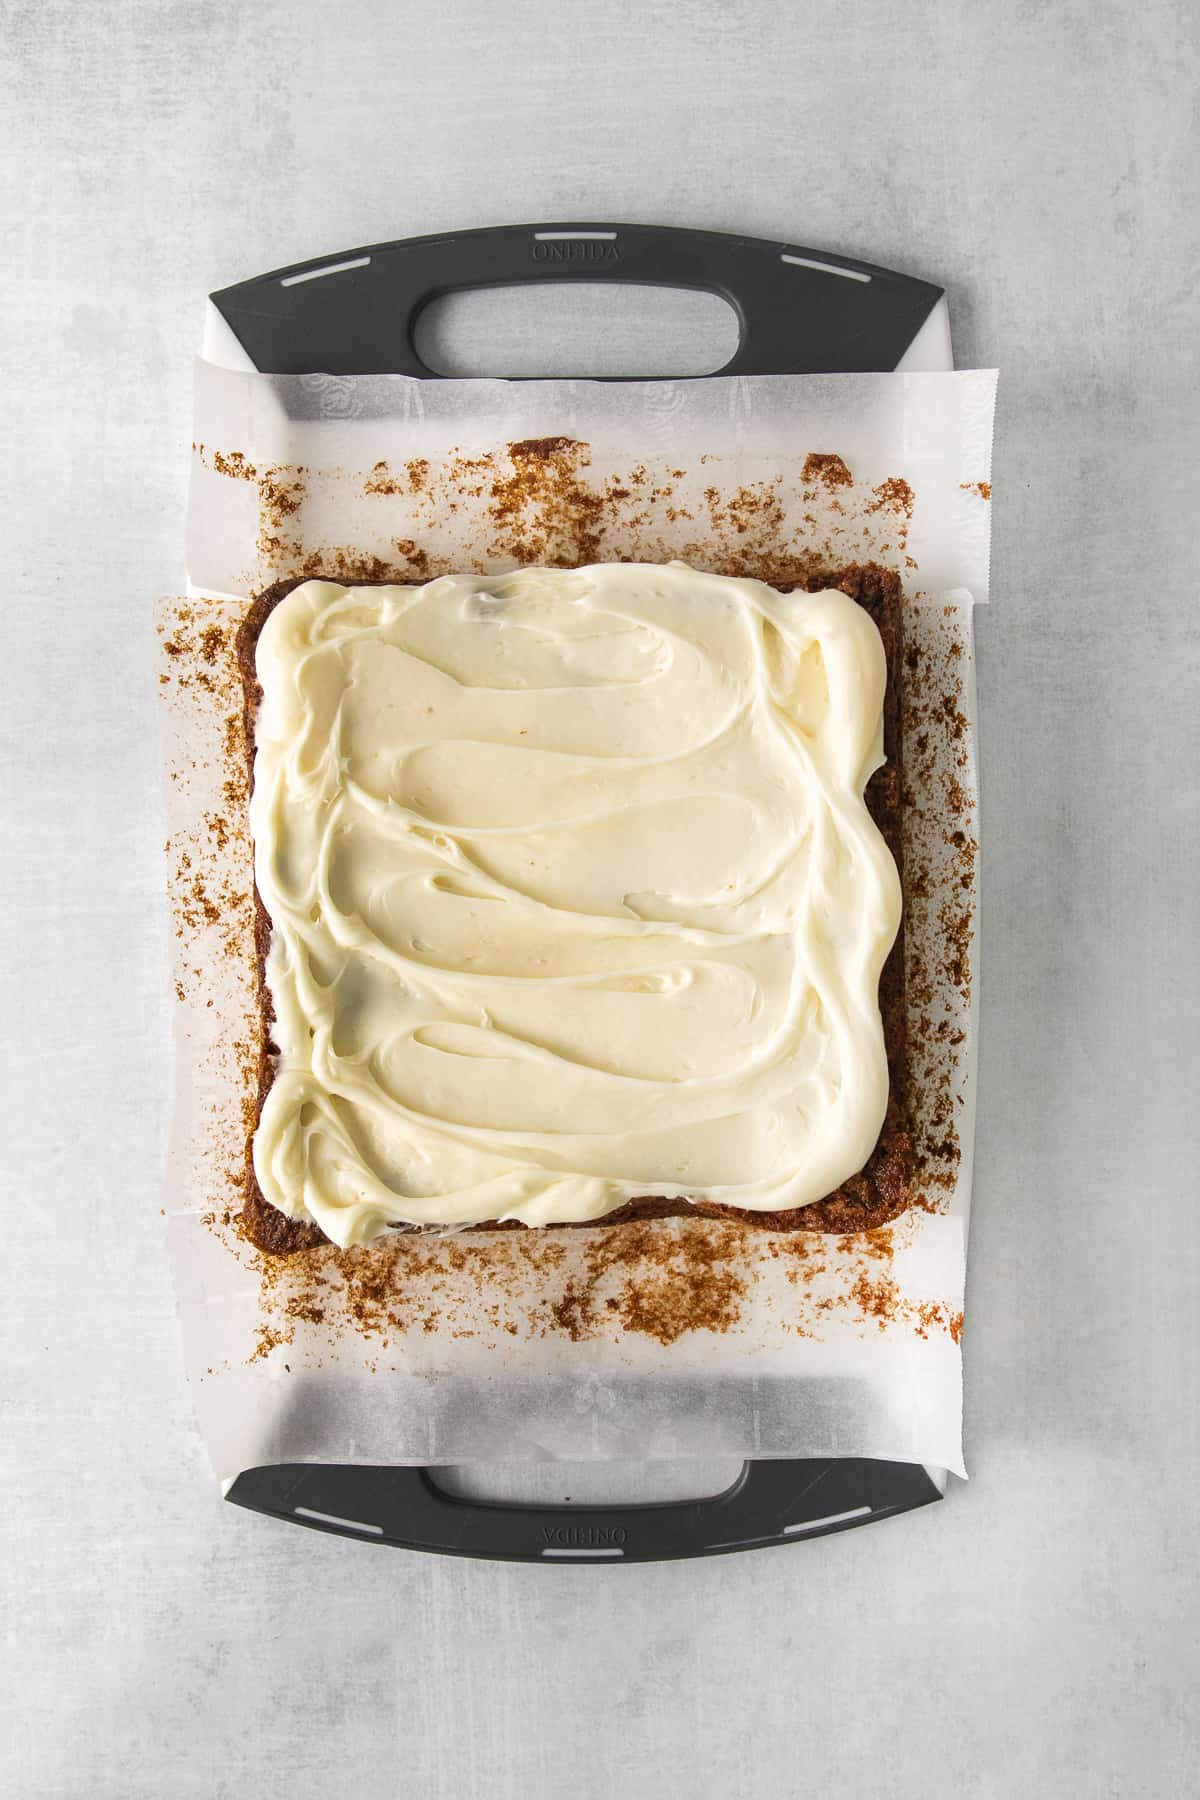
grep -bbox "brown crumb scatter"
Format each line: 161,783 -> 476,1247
390,539 -> 430,577
484,437 -> 608,565
247,1322 -> 291,1363
296,550 -> 399,584
257,469 -> 304,537
251,1215 -> 756,1349
364,461 -> 401,495
198,624 -> 225,665
802,452 -> 854,489
213,450 -> 256,481
851,1271 -> 902,1328
284,1298 -> 326,1325
838,1226 -> 895,1263
869,476 -> 915,520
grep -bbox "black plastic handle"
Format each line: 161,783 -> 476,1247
211,221 -> 943,378
226,1458 -> 941,1564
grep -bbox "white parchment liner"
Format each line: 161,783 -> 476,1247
161,362 -> 995,1482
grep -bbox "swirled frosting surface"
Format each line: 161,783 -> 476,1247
249,567 -> 901,1247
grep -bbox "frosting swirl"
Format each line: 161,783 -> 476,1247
249,567 -> 901,1247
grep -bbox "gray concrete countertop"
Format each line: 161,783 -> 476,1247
3,2 -> 1196,1795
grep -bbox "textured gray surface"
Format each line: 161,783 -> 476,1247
2,1 -> 1198,1795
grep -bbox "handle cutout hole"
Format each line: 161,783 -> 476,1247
431,1456 -> 746,1506
413,283 -> 740,379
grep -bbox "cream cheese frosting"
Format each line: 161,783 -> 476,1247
248,566 -> 901,1248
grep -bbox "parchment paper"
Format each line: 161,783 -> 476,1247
162,362 -> 995,1482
